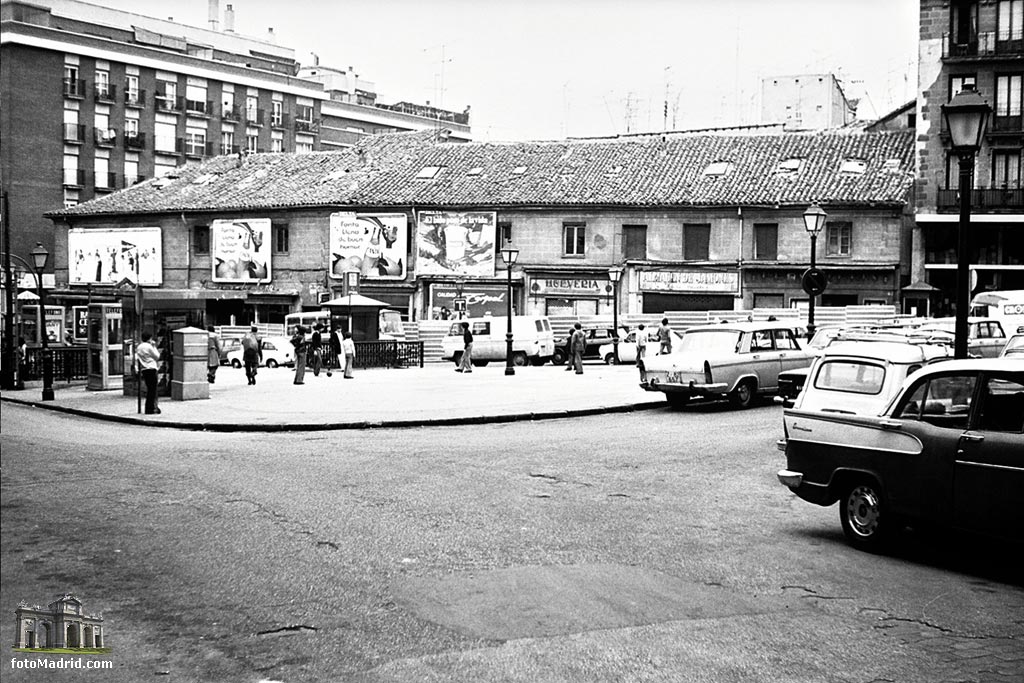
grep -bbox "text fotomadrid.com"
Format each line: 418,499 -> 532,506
10,657 -> 113,670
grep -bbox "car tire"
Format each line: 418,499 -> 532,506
472,360 -> 489,367
604,353 -> 616,365
729,379 -> 756,408
266,359 -> 278,369
512,351 -> 529,367
530,357 -> 546,366
840,481 -> 892,553
551,349 -> 567,365
231,359 -> 242,369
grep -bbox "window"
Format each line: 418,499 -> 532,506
813,360 -> 886,395
194,226 -> 210,254
993,150 -> 1021,187
416,166 -> 443,179
63,154 -> 80,185
94,156 -> 111,189
185,129 -> 206,156
996,74 -> 1022,117
273,223 -> 289,254
63,64 -> 81,96
950,74 -> 977,100
124,159 -> 140,186
998,0 -> 1024,42
895,374 -> 977,429
295,135 -> 314,153
750,330 -> 774,351
221,129 -> 235,155
95,69 -> 111,99
124,116 -> 139,138
221,89 -> 235,117
563,223 -> 585,256
753,223 -> 778,260
683,224 -> 710,260
497,221 -> 512,246
246,95 -> 259,121
271,130 -> 284,153
246,127 -> 259,152
296,104 -> 314,123
703,161 -> 733,176
156,80 -> 177,110
623,225 -> 647,260
951,1 -> 978,46
155,122 -> 176,152
63,108 -> 81,142
826,221 -> 852,257
773,329 -> 801,351
975,375 -> 1024,433
185,84 -> 207,114
125,74 -> 140,104
271,100 -> 283,126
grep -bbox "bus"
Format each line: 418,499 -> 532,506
284,309 -> 406,341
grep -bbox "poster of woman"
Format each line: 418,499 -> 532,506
211,219 -> 272,283
68,227 -> 163,285
328,213 -> 407,280
416,211 -> 496,277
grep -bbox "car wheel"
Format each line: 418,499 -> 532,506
551,349 -> 567,365
266,359 -> 278,369
530,357 -> 546,366
472,360 -> 489,367
231,359 -> 242,369
512,351 -> 529,367
840,481 -> 892,552
665,393 -> 688,409
729,379 -> 756,408
604,353 -> 616,365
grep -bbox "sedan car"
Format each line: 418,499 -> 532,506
640,321 -> 814,408
225,336 -> 295,368
551,327 -> 618,365
915,317 -> 1007,358
778,359 -> 1024,552
999,332 -> 1024,358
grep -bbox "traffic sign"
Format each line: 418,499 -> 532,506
801,267 -> 828,297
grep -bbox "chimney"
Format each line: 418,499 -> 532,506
208,0 -> 219,30
267,27 -> 275,42
224,4 -> 235,33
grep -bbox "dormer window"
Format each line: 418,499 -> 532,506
839,158 -> 867,174
467,167 -> 483,176
777,157 -> 803,174
703,161 -> 733,177
882,159 -> 901,173
512,165 -> 527,175
416,165 -> 443,179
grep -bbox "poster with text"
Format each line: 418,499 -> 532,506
328,212 -> 408,280
211,219 -> 272,283
68,227 -> 163,285
416,211 -> 496,277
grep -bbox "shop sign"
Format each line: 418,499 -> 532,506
73,306 -> 89,341
328,212 -> 407,280
640,270 -> 739,293
416,211 -> 496,277
530,277 -> 611,297
68,227 -> 163,285
430,283 -> 508,319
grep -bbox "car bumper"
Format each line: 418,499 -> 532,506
640,379 -> 729,396
776,468 -> 832,505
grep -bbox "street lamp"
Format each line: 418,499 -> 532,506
942,84 -> 991,359
802,203 -> 827,339
30,242 -> 54,401
608,266 -> 623,363
500,246 -> 519,376
454,277 -> 466,319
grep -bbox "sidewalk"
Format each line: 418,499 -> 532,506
0,362 -> 664,431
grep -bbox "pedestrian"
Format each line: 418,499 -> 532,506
206,325 -> 222,383
570,322 -> 586,374
342,331 -> 356,379
310,324 -> 323,377
241,325 -> 262,385
455,321 -> 473,373
136,331 -> 161,414
291,325 -> 307,384
658,317 -> 673,355
635,323 -> 648,368
327,324 -> 342,377
15,336 -> 27,389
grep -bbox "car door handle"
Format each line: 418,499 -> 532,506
879,420 -> 902,430
961,433 -> 985,442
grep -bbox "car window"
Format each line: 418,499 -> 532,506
751,330 -> 774,351
895,374 -> 977,429
264,342 -> 277,351
472,322 -> 490,335
678,330 -> 741,354
813,360 -> 886,395
773,329 -> 800,350
975,375 -> 1024,433
449,323 -> 461,335
535,320 -> 543,333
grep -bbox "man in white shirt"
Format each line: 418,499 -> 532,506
136,331 -> 161,414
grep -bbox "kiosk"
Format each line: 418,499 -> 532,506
86,303 -> 123,390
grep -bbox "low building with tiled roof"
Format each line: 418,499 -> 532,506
47,127 -> 914,344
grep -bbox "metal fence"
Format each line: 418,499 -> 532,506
21,346 -> 89,382
309,340 -> 424,369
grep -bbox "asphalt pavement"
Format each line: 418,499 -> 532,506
0,361 -> 664,430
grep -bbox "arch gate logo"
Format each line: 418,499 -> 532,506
13,594 -> 111,655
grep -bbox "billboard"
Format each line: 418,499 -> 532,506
328,212 -> 407,280
211,219 -> 271,283
68,227 -> 163,285
416,211 -> 496,277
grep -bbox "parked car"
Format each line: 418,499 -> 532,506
225,336 -> 295,368
999,331 -> 1024,358
219,337 -> 242,365
777,359 -> 1024,552
640,321 -> 814,408
915,317 -> 1007,358
598,328 -> 684,364
551,326 -> 617,365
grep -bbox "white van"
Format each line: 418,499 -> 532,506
441,316 -> 556,366
971,290 -> 1024,334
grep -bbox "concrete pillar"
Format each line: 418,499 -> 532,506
171,327 -> 210,400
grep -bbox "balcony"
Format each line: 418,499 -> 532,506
991,114 -> 1024,133
125,89 -> 146,107
937,187 -> 1024,211
943,30 -> 1024,58
62,122 -> 85,143
221,105 -> 241,122
124,132 -> 146,150
219,143 -> 239,155
94,127 -> 117,146
295,118 -> 318,133
125,174 -> 147,187
94,171 -> 118,191
62,168 -> 86,187
270,112 -> 288,129
245,108 -> 265,126
62,77 -> 85,98
94,83 -> 116,103
185,99 -> 213,117
155,95 -> 183,113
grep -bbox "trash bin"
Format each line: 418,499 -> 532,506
170,326 -> 209,400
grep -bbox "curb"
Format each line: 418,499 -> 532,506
0,395 -> 666,432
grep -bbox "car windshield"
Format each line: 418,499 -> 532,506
813,360 -> 886,395
678,330 -> 740,353
1003,336 -> 1024,355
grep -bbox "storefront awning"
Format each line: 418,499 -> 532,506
320,294 -> 392,309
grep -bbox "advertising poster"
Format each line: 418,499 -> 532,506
416,211 -> 496,277
68,227 -> 163,285
328,212 -> 407,280
73,306 -> 89,341
211,219 -> 271,283
430,282 -> 509,319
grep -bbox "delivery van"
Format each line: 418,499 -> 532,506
441,315 -> 556,366
970,289 -> 1024,334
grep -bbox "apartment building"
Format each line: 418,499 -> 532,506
916,0 -> 1024,313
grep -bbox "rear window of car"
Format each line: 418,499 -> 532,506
812,360 -> 886,395
678,330 -> 741,353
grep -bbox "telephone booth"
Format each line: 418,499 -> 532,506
86,303 -> 123,390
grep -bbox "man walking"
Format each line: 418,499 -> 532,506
136,331 -> 161,414
327,325 -> 342,377
455,321 -> 474,373
206,325 -> 222,383
570,322 -> 586,375
342,331 -> 356,379
291,325 -> 307,385
310,324 -> 323,377
241,325 -> 262,385
658,318 -> 673,355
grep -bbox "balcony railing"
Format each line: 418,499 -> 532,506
221,105 -> 241,121
62,122 -> 85,143
94,171 -> 118,190
270,112 -> 288,128
125,89 -> 146,107
185,99 -> 213,116
220,143 -> 239,155
295,118 -> 318,133
94,83 -> 116,103
937,187 -> 1024,210
245,108 -> 265,126
124,132 -> 146,150
125,174 -> 146,187
62,168 -> 86,186
155,95 -> 183,113
942,30 -> 1024,58
94,127 -> 117,146
991,114 -> 1023,132
62,77 -> 85,98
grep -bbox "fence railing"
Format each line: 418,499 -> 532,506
20,346 -> 89,382
308,340 -> 424,369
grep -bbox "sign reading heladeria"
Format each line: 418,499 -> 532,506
68,227 -> 163,285
211,219 -> 271,283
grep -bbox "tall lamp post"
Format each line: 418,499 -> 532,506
30,242 -> 54,401
942,84 -> 991,359
608,266 -> 623,363
802,203 -> 827,340
500,246 -> 519,376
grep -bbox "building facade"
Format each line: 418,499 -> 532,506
916,0 -> 1024,313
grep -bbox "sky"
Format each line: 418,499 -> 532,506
93,0 -> 920,141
